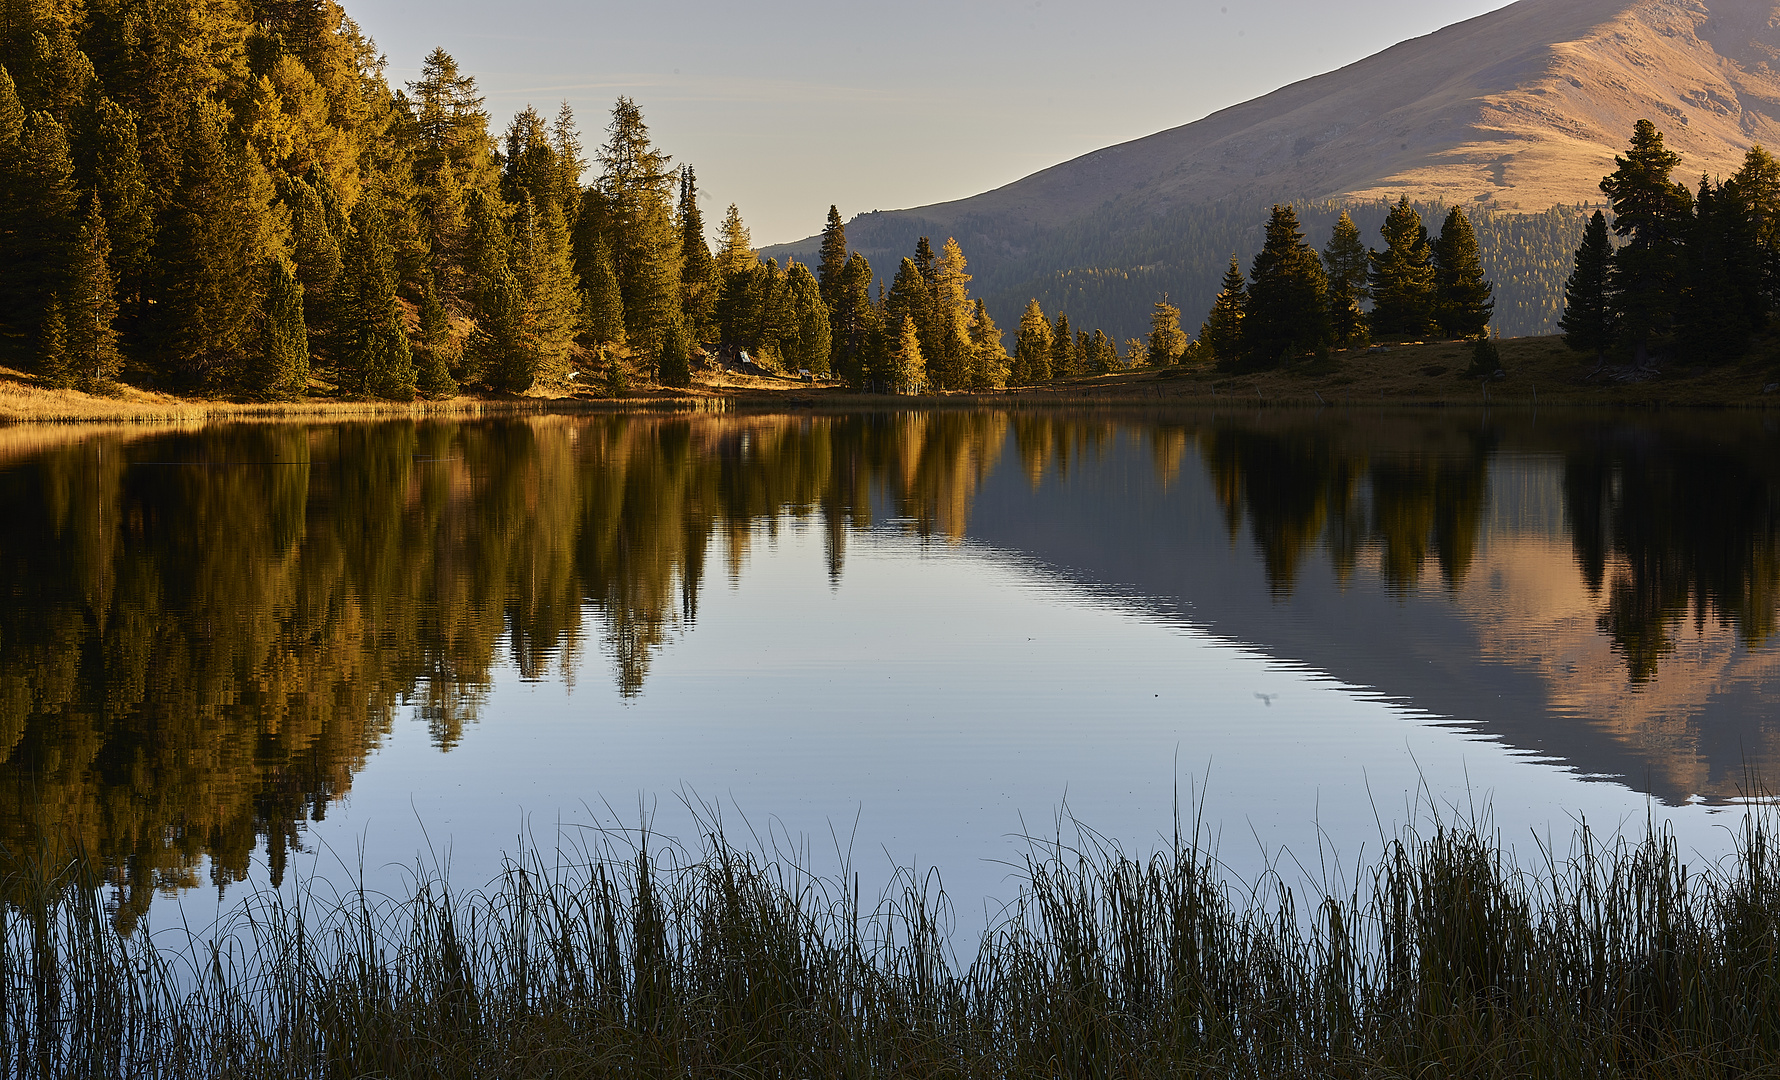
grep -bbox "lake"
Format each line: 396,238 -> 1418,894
2,408 -> 1775,940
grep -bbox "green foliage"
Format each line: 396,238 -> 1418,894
413,271 -> 457,398
336,196 -> 414,398
1601,119 -> 1692,360
1561,211 -> 1613,358
1433,206 -> 1494,338
1466,335 -> 1502,377
677,166 -> 717,340
1245,203 -> 1327,368
830,251 -> 875,387
1369,197 -> 1436,341
1201,256 -> 1246,370
579,234 -> 625,350
1322,211 -> 1369,346
967,298 -> 1008,389
36,293 -> 69,387
1050,310 -> 1074,377
512,195 -> 578,389
817,204 -> 847,309
1014,298 -> 1053,385
890,313 -> 924,393
63,197 -> 120,388
657,316 -> 690,388
779,261 -> 830,375
255,255 -> 309,399
471,265 -> 528,393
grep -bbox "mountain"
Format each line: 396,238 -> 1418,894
767,0 -> 1780,342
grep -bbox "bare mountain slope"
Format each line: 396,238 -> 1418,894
845,0 -> 1780,236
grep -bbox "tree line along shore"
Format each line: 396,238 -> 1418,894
2,0 -> 1776,416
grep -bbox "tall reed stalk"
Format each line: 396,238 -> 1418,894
2,805 -> 1778,1078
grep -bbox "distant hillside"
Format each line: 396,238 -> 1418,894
770,0 -> 1780,341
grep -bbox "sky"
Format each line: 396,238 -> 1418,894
347,0 -> 1517,247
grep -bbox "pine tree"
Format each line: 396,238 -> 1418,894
780,261 -> 830,374
408,48 -> 498,196
830,251 -> 873,386
817,204 -> 847,309
145,100 -> 281,388
1147,297 -> 1186,366
1322,212 -> 1369,346
65,198 -> 121,388
1090,328 -> 1119,374
287,176 -> 343,345
1201,255 -> 1246,370
1048,311 -> 1072,378
551,101 -> 586,218
884,257 -> 933,364
657,316 -> 691,387
255,255 -> 309,400
1245,204 -> 1327,367
414,270 -> 458,397
579,235 -> 625,349
336,196 -> 415,399
37,294 -> 70,387
472,265 -> 528,392
1073,329 -> 1090,377
598,97 -> 680,362
967,298 -> 1008,389
1368,197 -> 1436,341
1676,177 -> 1754,364
1600,119 -> 1692,363
890,313 -> 924,394
715,202 -> 755,279
83,97 -> 155,312
677,166 -> 717,340
1727,144 -> 1780,317
1433,207 -> 1494,338
0,105 -> 79,367
1560,210 -> 1613,360
1014,298 -> 1053,385
512,195 -> 578,389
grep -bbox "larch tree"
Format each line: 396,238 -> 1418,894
1560,210 -> 1613,360
1202,255 -> 1247,370
890,313 -> 925,394
1147,297 -> 1186,367
1433,207 -> 1494,338
1368,197 -> 1436,341
1322,212 -> 1369,346
1245,204 -> 1327,367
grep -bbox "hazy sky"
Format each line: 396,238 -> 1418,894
348,0 -> 1514,246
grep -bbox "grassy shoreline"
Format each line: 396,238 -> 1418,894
9,336 -> 1780,423
4,804 -> 1779,1078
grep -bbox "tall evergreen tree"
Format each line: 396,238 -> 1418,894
1201,255 -> 1246,370
413,270 -> 458,398
830,251 -> 874,386
657,316 -> 691,387
1726,144 -> 1780,317
884,256 -> 933,363
145,100 -> 281,388
779,261 -> 830,375
1433,207 -> 1494,339
407,48 -> 498,196
1322,212 -> 1369,346
1676,177 -> 1755,364
1014,298 -> 1053,385
1245,204 -> 1327,367
1368,197 -> 1436,341
470,264 -> 527,392
255,255 -> 308,400
37,294 -> 69,387
0,105 -> 79,366
335,195 -> 414,399
1147,297 -> 1186,366
512,195 -> 578,389
65,198 -> 121,388
967,298 -> 1008,389
1560,210 -> 1613,360
597,97 -> 680,362
1051,311 -> 1074,378
287,176 -> 343,346
579,234 -> 625,350
1600,119 -> 1692,363
817,204 -> 847,309
677,166 -> 717,340
82,97 -> 154,313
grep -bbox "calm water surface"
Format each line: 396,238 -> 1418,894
3,410 -> 1776,936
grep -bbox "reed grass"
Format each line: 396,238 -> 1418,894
3,804 -> 1779,1078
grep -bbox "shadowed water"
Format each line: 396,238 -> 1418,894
0,409 -> 1775,933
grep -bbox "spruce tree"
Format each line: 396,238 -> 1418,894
1073,329 -> 1090,376
780,261 -> 830,374
1202,255 -> 1246,370
677,166 -> 717,341
1600,119 -> 1692,363
1433,207 -> 1494,338
884,257 -> 933,363
1322,211 -> 1369,346
657,316 -> 691,387
84,97 -> 154,313
336,196 -> 415,399
65,198 -> 121,388
414,270 -> 458,398
37,294 -> 70,388
598,97 -> 680,363
1147,297 -> 1186,366
817,204 -> 847,309
1245,204 -> 1327,367
830,251 -> 874,386
1050,312 -> 1073,378
579,235 -> 625,350
513,195 -> 578,388
255,256 -> 309,400
1091,329 -> 1120,374
287,176 -> 343,346
1676,177 -> 1754,364
472,265 -> 529,392
0,107 -> 79,368
1560,210 -> 1613,359
1014,298 -> 1053,385
1368,197 -> 1436,341
1727,144 -> 1780,316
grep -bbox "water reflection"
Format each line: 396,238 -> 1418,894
2,410 -> 1779,922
